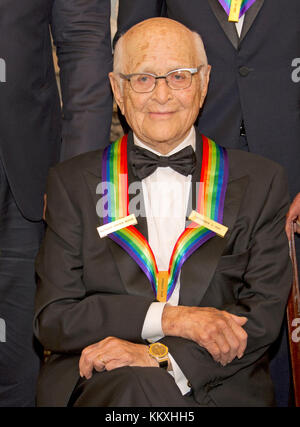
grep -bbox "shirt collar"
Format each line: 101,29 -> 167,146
133,127 -> 196,156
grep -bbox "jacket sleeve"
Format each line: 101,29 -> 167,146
160,165 -> 292,395
34,165 -> 153,354
50,0 -> 113,160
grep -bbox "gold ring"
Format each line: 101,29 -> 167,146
97,355 -> 105,364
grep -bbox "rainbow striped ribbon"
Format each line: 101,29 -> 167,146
218,0 -> 256,18
102,134 -> 228,301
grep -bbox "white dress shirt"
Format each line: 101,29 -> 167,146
133,14 -> 245,395
134,127 -> 196,395
235,14 -> 245,37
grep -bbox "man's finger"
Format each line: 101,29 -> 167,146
227,319 -> 248,359
210,330 -> 231,364
220,312 -> 248,359
228,313 -> 248,326
219,323 -> 243,364
205,341 -> 222,363
79,347 -> 99,379
93,355 -> 106,373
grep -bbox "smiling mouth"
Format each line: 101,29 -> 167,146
148,111 -> 175,118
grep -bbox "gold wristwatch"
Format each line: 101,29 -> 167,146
148,343 -> 169,369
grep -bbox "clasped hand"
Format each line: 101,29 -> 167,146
79,337 -> 157,380
162,305 -> 248,366
79,306 -> 248,379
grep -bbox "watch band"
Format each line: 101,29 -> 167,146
157,359 -> 168,369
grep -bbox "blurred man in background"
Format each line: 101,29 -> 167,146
0,0 -> 112,406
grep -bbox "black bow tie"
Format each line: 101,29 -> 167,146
130,145 -> 196,180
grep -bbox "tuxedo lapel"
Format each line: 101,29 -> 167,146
208,0 -> 239,49
83,131 -> 249,304
127,132 -> 148,240
107,132 -> 152,298
240,0 -> 264,43
180,155 -> 249,306
188,130 -> 203,215
208,0 -> 265,48
83,153 -> 103,227
83,132 -> 148,237
83,137 -> 153,299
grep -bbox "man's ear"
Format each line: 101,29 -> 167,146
199,65 -> 211,109
109,72 -> 125,115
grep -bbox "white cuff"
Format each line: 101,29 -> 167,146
141,302 -> 190,396
141,302 -> 166,342
168,354 -> 191,395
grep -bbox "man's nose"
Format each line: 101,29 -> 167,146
152,78 -> 172,103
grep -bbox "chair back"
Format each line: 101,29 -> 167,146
287,223 -> 300,406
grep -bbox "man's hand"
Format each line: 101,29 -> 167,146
286,192 -> 300,238
79,337 -> 158,379
162,305 -> 248,366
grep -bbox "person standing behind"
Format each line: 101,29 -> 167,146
116,1 -> 300,198
115,0 -> 300,406
0,0 -> 112,406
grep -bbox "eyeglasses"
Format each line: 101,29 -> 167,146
119,66 -> 203,93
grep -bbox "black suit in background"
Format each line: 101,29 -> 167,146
116,0 -> 300,198
115,0 -> 300,406
0,0 -> 112,406
34,131 -> 292,407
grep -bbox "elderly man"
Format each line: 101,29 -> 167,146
34,18 -> 291,407
116,3 -> 300,406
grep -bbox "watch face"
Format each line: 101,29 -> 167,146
150,343 -> 168,358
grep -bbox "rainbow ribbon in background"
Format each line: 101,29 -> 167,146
218,0 -> 256,19
102,134 -> 228,301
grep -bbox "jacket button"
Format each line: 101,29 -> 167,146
239,66 -> 251,77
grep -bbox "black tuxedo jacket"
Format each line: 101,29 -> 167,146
116,0 -> 300,199
34,130 -> 292,406
0,0 -> 112,220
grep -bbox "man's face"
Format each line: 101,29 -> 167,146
111,22 -> 209,152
